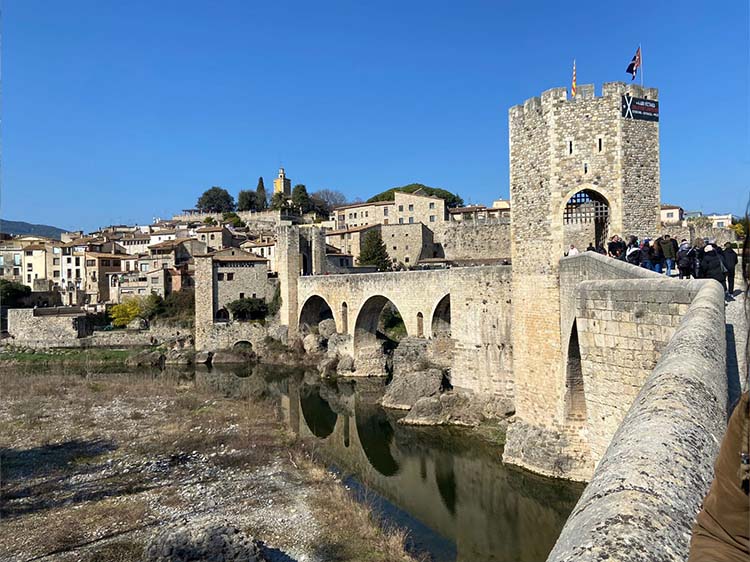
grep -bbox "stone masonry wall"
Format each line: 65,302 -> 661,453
6,309 -> 83,348
449,266 -> 513,398
431,221 -> 511,261
574,278 -> 706,465
547,281 -> 727,562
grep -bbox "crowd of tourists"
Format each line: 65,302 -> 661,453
566,233 -> 739,300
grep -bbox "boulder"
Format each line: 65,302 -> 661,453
401,390 -> 486,427
381,368 -> 443,410
318,354 -> 339,377
212,350 -> 250,365
144,522 -> 266,562
126,317 -> 148,331
125,350 -> 164,368
195,351 -> 213,365
337,354 -> 355,374
318,318 -> 338,340
303,333 -> 324,354
326,333 -> 351,356
392,338 -> 431,376
164,349 -> 194,366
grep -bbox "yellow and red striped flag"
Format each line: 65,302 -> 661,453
572,60 -> 577,97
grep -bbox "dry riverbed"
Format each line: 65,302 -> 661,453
0,368 -> 423,562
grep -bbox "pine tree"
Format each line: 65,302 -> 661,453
255,177 -> 267,210
291,184 -> 311,213
358,230 -> 392,271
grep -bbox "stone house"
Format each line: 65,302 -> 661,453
196,225 -> 234,252
194,248 -> 275,322
331,189 -> 448,231
21,243 -> 48,287
84,252 -> 125,303
381,223 -> 434,266
0,240 -> 24,283
325,224 -> 380,263
240,240 -> 277,272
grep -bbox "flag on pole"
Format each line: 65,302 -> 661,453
626,47 -> 642,80
572,60 -> 577,97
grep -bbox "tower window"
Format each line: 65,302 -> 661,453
568,141 -> 573,155
598,138 -> 603,152
583,163 -> 589,174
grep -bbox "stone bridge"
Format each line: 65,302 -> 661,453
294,266 -> 513,397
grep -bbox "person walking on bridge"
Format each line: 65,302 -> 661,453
723,242 -> 738,296
658,234 -> 678,277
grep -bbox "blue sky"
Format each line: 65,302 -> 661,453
2,0 -> 748,232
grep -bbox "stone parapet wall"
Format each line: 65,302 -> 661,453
662,224 -> 737,246
6,309 -> 84,348
172,209 -> 283,225
547,281 -> 727,562
194,319 -> 275,352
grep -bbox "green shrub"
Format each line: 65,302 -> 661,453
227,297 -> 268,321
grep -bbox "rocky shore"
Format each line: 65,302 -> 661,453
0,368 -> 421,562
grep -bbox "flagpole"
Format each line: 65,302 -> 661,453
639,43 -> 644,87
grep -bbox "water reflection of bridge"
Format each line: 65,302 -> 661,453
282,377 -> 581,562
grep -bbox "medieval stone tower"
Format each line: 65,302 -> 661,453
505,82 -> 660,478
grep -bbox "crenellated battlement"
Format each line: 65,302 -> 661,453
510,82 -> 659,119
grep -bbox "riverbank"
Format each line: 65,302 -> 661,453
0,369 -> 424,562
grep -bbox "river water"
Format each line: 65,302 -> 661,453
246,365 -> 582,562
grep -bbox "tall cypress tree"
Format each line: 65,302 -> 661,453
255,177 -> 267,210
358,230 -> 392,271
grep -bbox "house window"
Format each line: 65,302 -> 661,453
86,260 -> 95,266
383,208 -> 389,216
102,260 -> 111,266
408,204 -> 414,211
67,257 -> 72,264
26,264 -> 32,271
75,257 -> 80,266
383,219 -> 389,225
429,215 -> 436,222
113,260 -> 120,266
218,272 -> 224,281
210,234 -> 215,240
53,247 -> 61,254
227,272 -> 234,281
75,268 -> 80,278
429,202 -> 435,209
393,246 -> 397,250
13,254 -> 21,266
354,212 -> 357,218
53,270 -> 60,278
53,258 -> 60,265
398,205 -> 403,212
25,250 -> 32,256
405,245 -> 409,250
408,217 -> 414,224
0,257 -> 3,266
399,218 -> 404,224
27,274 -> 31,282
666,212 -> 674,218
405,257 -> 410,263
239,292 -> 245,299
717,221 -> 725,228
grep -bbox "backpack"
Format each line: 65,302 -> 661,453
677,248 -> 692,268
626,246 -> 640,265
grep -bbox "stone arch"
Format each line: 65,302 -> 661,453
416,312 -> 424,337
564,320 -> 587,423
561,187 -> 611,252
232,340 -> 253,353
430,294 -> 451,338
353,295 -> 406,353
215,307 -> 229,322
341,302 -> 349,334
299,295 -> 334,333
354,401 -> 399,477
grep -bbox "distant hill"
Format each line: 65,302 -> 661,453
366,183 -> 464,208
0,220 -> 68,240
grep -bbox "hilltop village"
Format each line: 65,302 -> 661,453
0,166 -> 738,315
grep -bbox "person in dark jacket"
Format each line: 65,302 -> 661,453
658,234 -> 678,277
625,235 -> 640,265
677,239 -> 695,279
699,244 -> 728,293
639,239 -> 654,270
723,242 -> 738,295
652,236 -> 665,273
